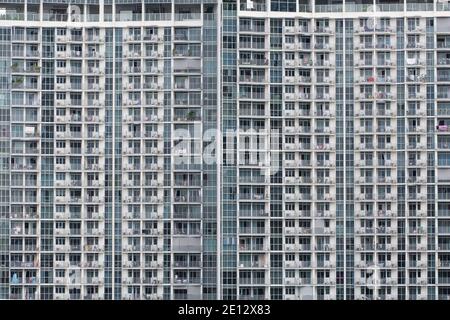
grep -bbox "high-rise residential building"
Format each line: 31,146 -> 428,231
0,0 -> 220,300
1,0 -> 450,301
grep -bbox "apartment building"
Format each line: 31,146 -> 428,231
0,0 -> 450,301
0,0 -> 220,300
222,0 -> 450,300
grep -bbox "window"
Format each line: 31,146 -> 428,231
271,0 -> 296,12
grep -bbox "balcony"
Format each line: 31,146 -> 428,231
239,91 -> 266,100
86,51 -> 104,59
144,13 -> 171,21
316,77 -> 333,84
314,43 -> 333,51
315,244 -> 335,251
239,243 -> 267,251
239,192 -> 267,201
175,12 -> 201,21
438,92 -> 450,100
239,225 -> 267,235
116,12 -> 142,22
239,75 -> 266,83
406,42 -> 426,49
284,42 -> 297,50
239,58 -> 268,66
407,3 -> 433,11
239,175 -> 267,184
239,1 -> 266,12
355,60 -> 373,67
355,42 -> 374,50
315,93 -> 333,101
314,26 -> 333,34
239,41 -> 265,50
438,124 -> 450,132
406,58 -> 425,66
345,3 -> 372,12
315,4 -> 343,12
42,13 -> 68,22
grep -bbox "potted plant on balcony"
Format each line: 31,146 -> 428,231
186,111 -> 196,120
11,62 -> 19,71
13,77 -> 24,88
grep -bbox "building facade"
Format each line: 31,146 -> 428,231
0,0 -> 220,300
0,0 -> 450,300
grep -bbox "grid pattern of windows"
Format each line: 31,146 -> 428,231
2,1 -> 219,300
231,1 -> 450,301
2,0 -> 450,301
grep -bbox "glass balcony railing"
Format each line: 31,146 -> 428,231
116,13 -> 142,22
439,190 -> 450,199
314,43 -> 332,50
27,12 -> 39,21
298,4 -> 312,12
145,13 -> 171,21
407,3 -> 433,11
238,58 -> 268,66
378,3 -> 404,11
43,13 -> 68,21
26,51 -> 39,57
0,12 -> 24,20
438,92 -> 450,99
345,3 -> 372,12
175,12 -> 201,21
315,4 -> 343,12
240,25 -> 265,33
438,2 -> 450,11
438,41 -> 450,49
240,3 -> 266,11
239,260 -> 266,268
438,58 -> 450,66
86,14 -> 99,22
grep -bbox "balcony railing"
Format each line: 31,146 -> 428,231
239,59 -> 268,66
315,4 -> 343,12
438,2 -> 450,11
0,12 -> 24,20
26,12 -> 39,21
239,3 -> 266,11
43,13 -> 68,21
378,3 -> 404,11
407,3 -> 433,11
145,13 -> 171,21
175,12 -> 201,21
345,3 -> 371,12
